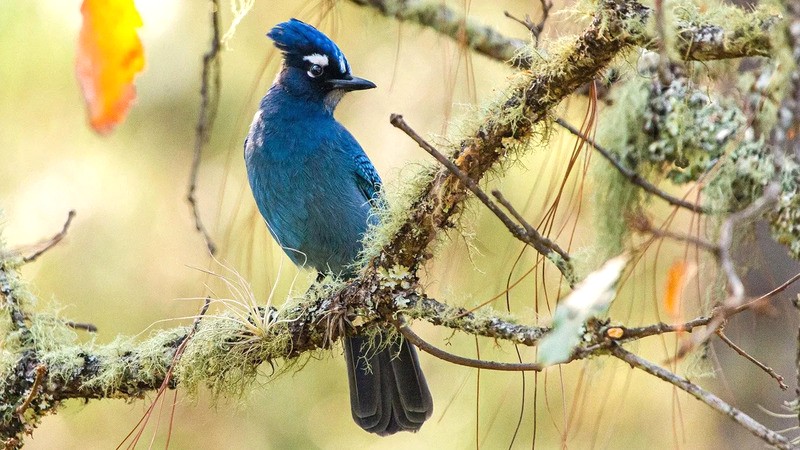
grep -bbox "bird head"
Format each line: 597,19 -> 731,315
267,19 -> 375,110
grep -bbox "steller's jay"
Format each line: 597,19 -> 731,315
244,19 -> 433,435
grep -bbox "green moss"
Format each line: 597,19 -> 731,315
704,133 -> 800,259
176,279 -> 344,399
590,78 -> 646,263
175,313 -> 268,398
603,72 -> 745,185
357,162 -> 438,268
671,1 -> 780,59
402,297 -> 520,335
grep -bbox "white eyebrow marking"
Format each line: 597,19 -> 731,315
338,53 -> 346,73
303,53 -> 329,67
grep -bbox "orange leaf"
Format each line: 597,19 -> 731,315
663,261 -> 697,322
77,0 -> 144,134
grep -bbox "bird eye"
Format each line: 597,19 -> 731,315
307,64 -> 324,78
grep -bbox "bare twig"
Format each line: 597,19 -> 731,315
390,113 -> 574,284
734,271 -> 800,314
490,190 -> 572,260
555,118 -> 709,214
394,318 -> 545,371
64,321 -> 98,333
504,0 -> 552,46
611,316 -> 710,341
15,365 -> 46,416
660,158 -> 784,358
186,0 -> 221,255
612,345 -> 796,449
716,329 -> 788,390
19,210 -> 76,264
629,212 -> 719,253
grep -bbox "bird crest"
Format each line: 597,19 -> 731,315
267,19 -> 350,76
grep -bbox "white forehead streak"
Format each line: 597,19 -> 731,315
303,53 -> 329,67
338,54 -> 346,73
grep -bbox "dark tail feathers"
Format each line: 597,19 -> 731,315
344,333 -> 433,436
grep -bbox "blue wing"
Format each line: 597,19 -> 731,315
353,152 -> 382,204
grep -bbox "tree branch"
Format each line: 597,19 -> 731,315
612,345 -> 796,449
347,0 -> 777,68
10,210 -> 76,264
390,114 -> 574,284
186,0 -> 221,255
348,0 -> 529,67
369,0 -> 647,278
716,329 -> 788,391
555,117 -> 710,214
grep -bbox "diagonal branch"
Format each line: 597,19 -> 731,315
370,0 -> 648,278
555,117 -> 710,214
612,345 -> 795,449
348,0 -> 529,67
390,114 -> 574,284
12,210 -> 77,264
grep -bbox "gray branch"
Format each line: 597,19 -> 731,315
347,0 -> 777,67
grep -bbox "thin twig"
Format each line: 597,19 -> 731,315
390,114 -> 574,283
555,117 -> 709,213
189,298 -> 212,335
15,365 -> 46,416
734,271 -> 800,314
394,318 -> 544,371
716,329 -> 788,390
612,316 -> 710,341
186,0 -> 221,255
490,190 -> 570,262
64,321 -> 98,333
629,212 -> 719,254
504,0 -> 552,46
612,345 -> 796,449
20,210 -> 76,264
670,258 -> 799,362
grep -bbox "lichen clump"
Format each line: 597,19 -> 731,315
706,137 -> 800,258
640,77 -> 744,184
610,72 -> 745,185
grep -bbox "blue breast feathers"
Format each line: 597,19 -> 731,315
244,83 -> 380,274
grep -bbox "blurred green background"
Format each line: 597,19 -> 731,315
1,0 -> 798,448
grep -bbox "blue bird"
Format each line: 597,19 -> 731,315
244,19 -> 433,435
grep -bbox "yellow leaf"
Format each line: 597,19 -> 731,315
77,0 -> 145,134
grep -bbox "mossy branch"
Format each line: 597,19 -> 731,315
348,0 -> 529,66
347,0 -> 778,65
366,0 -> 647,276
0,255 -> 558,443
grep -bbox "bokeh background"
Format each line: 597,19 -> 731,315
1,0 -> 799,448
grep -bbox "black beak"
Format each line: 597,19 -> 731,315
327,75 -> 376,91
